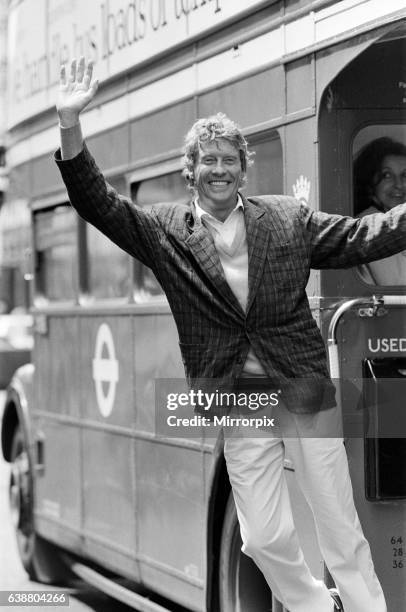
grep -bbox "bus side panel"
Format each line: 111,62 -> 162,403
346,438 -> 406,607
133,313 -> 205,611
286,55 -> 315,115
129,100 -> 196,165
284,117 -> 317,208
197,67 -> 284,128
316,34 -> 406,609
35,422 -> 82,548
337,312 -> 406,609
8,161 -> 31,195
34,315 -> 82,546
78,315 -> 138,575
133,312 -> 185,433
31,153 -> 66,200
284,116 -> 321,302
87,124 -> 130,171
136,439 -> 205,611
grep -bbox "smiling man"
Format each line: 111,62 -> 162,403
53,58 -> 406,612
189,136 -> 245,220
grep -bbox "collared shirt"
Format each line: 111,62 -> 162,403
195,196 -> 247,307
194,196 -> 244,253
194,196 -> 266,375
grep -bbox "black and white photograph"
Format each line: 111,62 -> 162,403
1,1 -> 406,611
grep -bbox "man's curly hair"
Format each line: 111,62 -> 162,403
182,113 -> 254,193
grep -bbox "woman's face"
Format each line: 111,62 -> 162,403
373,155 -> 406,210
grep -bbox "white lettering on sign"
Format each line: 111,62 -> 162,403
7,0 -> 265,127
368,338 -> 406,353
92,323 -> 119,417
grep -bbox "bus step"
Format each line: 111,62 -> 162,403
61,554 -> 174,612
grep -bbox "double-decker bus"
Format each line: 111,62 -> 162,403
1,1 -> 406,610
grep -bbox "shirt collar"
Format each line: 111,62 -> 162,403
194,194 -> 244,222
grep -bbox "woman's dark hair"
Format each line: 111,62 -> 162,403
353,137 -> 406,215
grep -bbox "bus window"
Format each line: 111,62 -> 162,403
0,198 -> 31,312
353,125 -> 406,286
87,223 -> 130,299
246,133 -> 283,195
131,171 -> 189,298
34,204 -> 77,301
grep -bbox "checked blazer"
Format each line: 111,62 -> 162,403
56,145 -> 406,413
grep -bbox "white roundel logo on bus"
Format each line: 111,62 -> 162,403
92,323 -> 119,418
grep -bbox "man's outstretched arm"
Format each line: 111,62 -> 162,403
55,58 -> 161,269
300,203 -> 406,269
57,57 -> 98,159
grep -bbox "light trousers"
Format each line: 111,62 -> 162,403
223,404 -> 387,612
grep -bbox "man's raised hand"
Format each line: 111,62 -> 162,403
57,57 -> 99,128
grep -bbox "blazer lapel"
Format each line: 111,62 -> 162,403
243,196 -> 270,315
185,209 -> 245,319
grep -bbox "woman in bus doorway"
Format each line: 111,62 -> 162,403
354,137 -> 406,285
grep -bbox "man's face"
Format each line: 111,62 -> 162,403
194,138 -> 243,219
373,155 -> 406,211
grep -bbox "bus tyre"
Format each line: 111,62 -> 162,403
9,427 -> 67,584
219,493 -> 272,611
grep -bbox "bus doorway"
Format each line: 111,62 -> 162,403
317,26 -> 406,611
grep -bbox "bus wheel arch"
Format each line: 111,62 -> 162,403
206,455 -> 272,611
9,426 -> 68,584
2,365 -> 35,462
1,398 -> 19,461
218,493 -> 272,612
206,455 -> 230,611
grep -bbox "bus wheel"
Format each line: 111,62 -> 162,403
219,493 -> 273,611
9,427 -> 67,584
